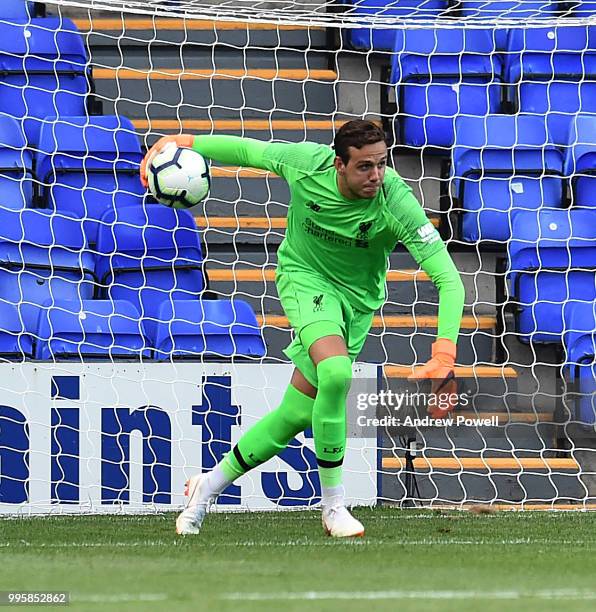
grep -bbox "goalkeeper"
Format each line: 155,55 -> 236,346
140,120 -> 465,537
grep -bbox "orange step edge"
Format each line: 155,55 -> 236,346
196,215 -> 286,228
195,215 -> 441,228
382,457 -> 580,470
385,365 -> 518,378
481,503 -> 596,511
93,68 -> 337,81
210,168 -> 277,178
257,314 -> 495,329
395,503 -> 596,511
74,18 -> 322,32
136,119 -> 345,131
207,268 -> 430,282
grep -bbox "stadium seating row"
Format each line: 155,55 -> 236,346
0,16 -> 595,156
388,26 -> 596,149
0,18 -> 90,148
1,298 -> 265,361
0,4 -> 593,388
0,206 -> 266,361
0,1 -> 34,20
506,207 -> 596,423
0,199 -> 593,364
346,1 -> 596,51
0,11 -> 267,364
507,208 -> 596,343
451,113 -> 596,243
565,300 -> 596,424
7,110 -> 596,249
0,115 -> 144,245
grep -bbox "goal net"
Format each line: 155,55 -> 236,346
0,0 -> 595,514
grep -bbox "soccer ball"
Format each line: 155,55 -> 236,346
147,143 -> 210,209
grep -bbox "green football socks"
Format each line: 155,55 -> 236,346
216,356 -> 352,498
221,383 -> 315,481
311,355 -> 352,489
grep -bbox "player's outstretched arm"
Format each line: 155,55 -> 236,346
411,250 -> 464,373
408,250 -> 464,408
140,133 -> 284,188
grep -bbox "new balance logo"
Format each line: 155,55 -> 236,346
417,222 -> 439,244
306,202 -> 321,212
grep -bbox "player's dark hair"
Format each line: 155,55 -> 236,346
333,120 -> 387,164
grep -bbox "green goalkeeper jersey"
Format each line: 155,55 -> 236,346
193,135 -> 464,341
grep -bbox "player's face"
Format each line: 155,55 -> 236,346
335,141 -> 388,200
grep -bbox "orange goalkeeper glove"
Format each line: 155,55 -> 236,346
408,338 -> 457,417
140,134 -> 195,188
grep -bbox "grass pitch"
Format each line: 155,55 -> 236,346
2,508 -> 595,612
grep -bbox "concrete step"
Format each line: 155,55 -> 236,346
414,422 -> 560,453
135,118 -> 339,148
93,67 -> 338,120
198,172 -> 291,214
196,212 -> 440,245
89,46 -> 330,71
205,265 -> 438,315
207,268 -> 430,283
379,453 -> 586,504
221,287 -> 455,317
202,254 -> 460,318
75,17 -> 328,49
384,363 -> 517,401
258,314 -> 493,330
202,249 -> 449,269
260,315 -> 497,366
382,456 -> 579,471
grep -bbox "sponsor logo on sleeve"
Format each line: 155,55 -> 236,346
417,222 -> 440,245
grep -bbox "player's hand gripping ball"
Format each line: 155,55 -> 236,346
141,135 -> 210,209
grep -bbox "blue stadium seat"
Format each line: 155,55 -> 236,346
95,205 -> 205,342
505,26 -> 596,146
508,208 -> 596,343
389,28 -> 502,150
35,299 -> 151,360
565,114 -> 596,207
0,208 -> 95,334
563,301 -> 596,425
0,114 -> 33,210
37,116 -> 145,245
564,302 -> 596,367
563,1 -> 596,17
461,2 -> 559,49
343,0 -> 448,51
461,1 -> 558,17
0,302 -> 33,359
152,299 -> 265,360
453,114 -> 564,242
0,1 -> 34,19
0,18 -> 89,147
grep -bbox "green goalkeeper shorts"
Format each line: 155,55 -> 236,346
276,269 -> 374,387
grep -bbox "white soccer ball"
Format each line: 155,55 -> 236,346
147,143 -> 210,209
